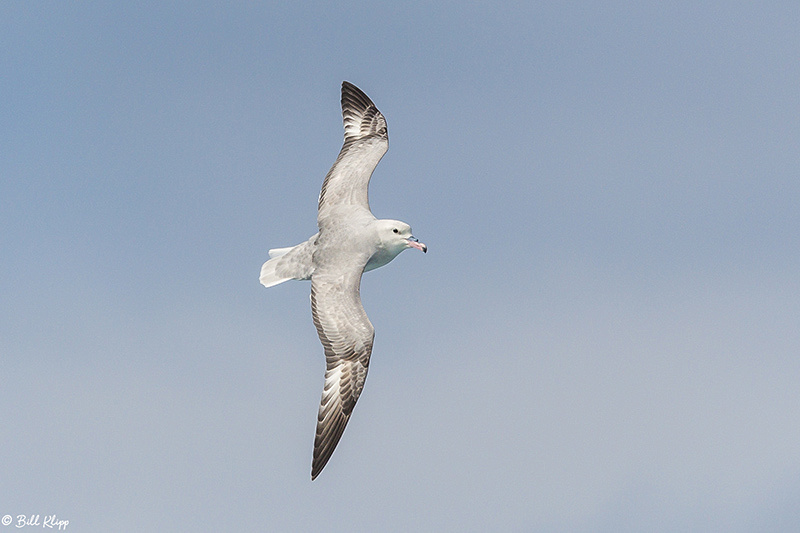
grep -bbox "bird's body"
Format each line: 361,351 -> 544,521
259,82 -> 426,480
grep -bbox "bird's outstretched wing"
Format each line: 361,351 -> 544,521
317,82 -> 388,221
309,264 -> 375,480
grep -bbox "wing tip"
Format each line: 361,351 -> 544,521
310,446 -> 332,481
310,418 -> 347,481
340,82 -> 386,145
311,455 -> 328,480
341,81 -> 371,105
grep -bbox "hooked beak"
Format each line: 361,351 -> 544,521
407,235 -> 427,253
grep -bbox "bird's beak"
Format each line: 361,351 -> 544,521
407,235 -> 427,253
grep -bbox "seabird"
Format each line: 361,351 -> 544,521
259,82 -> 426,480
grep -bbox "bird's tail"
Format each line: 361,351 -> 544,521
259,248 -> 293,288
259,237 -> 316,288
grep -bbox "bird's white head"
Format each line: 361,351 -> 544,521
377,219 -> 427,255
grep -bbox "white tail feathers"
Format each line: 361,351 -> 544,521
259,238 -> 317,288
260,254 -> 293,288
268,247 -> 293,259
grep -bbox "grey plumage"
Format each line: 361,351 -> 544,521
259,82 -> 426,480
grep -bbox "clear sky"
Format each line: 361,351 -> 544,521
2,2 -> 799,531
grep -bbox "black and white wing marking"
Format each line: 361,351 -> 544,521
317,82 -> 389,221
310,266 -> 375,480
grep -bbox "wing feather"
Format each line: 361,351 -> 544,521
317,82 -> 388,220
310,266 -> 374,480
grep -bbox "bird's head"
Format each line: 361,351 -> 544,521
377,219 -> 427,254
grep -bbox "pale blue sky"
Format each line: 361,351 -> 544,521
2,2 -> 799,531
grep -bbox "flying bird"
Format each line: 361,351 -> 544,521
259,82 -> 427,480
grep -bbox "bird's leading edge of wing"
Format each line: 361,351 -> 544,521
310,266 -> 375,479
317,82 -> 389,219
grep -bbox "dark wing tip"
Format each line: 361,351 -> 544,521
341,81 -> 376,110
308,348 -> 371,480
311,410 -> 352,480
340,82 -> 387,144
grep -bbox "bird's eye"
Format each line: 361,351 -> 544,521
392,228 -> 399,234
